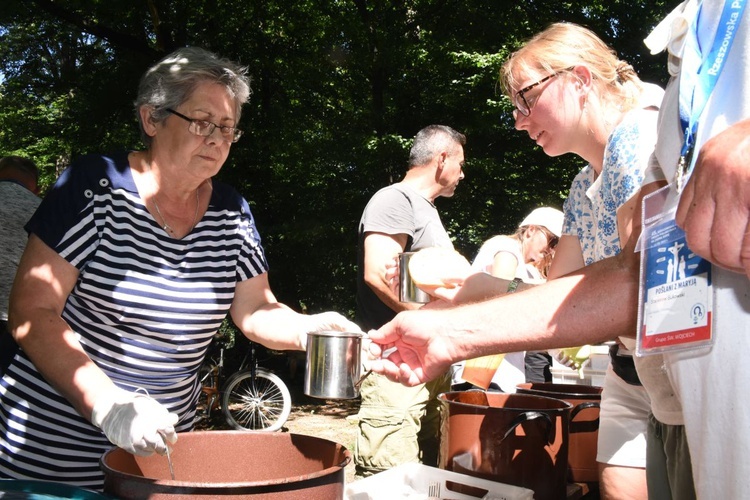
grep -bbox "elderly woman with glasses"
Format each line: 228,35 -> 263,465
1,47 -> 361,490
499,22 -> 666,499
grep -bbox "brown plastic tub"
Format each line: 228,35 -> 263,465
100,430 -> 350,499
516,382 -> 602,483
439,391 -> 571,500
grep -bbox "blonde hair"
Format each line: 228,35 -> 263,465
499,22 -> 643,114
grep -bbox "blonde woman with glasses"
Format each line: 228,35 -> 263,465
499,23 -> 666,500
369,21 -> 695,500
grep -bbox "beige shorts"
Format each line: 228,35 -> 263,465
596,364 -> 650,468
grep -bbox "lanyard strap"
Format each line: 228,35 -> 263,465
676,0 -> 747,191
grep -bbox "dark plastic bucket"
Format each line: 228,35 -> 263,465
516,382 -> 602,483
439,391 -> 572,500
0,479 -> 109,499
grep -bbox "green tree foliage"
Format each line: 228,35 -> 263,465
0,0 -> 670,317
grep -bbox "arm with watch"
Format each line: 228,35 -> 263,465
449,262 -> 577,382
449,273 -> 529,305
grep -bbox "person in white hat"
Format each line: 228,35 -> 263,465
451,207 -> 563,392
472,206 -> 564,283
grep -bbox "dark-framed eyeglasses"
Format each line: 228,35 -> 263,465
514,70 -> 568,117
166,108 -> 243,143
547,235 -> 559,249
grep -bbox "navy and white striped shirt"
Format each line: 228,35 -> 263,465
0,151 -> 268,488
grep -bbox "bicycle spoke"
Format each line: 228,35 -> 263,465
231,382 -> 280,427
222,370 -> 292,431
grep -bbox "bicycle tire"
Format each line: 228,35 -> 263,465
221,368 -> 292,431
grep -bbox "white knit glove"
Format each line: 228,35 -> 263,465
300,311 -> 364,350
92,388 -> 178,456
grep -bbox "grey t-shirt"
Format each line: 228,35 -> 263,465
1,182 -> 41,321
355,183 -> 452,330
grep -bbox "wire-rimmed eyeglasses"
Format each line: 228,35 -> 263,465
166,108 -> 244,143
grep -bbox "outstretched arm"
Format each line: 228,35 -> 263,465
230,273 -> 362,350
369,253 -> 637,386
369,181 -> 666,386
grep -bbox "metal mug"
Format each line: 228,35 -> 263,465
305,330 -> 363,399
398,251 -> 430,303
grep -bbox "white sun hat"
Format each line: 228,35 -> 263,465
519,207 -> 564,237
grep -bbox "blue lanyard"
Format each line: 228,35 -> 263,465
676,0 -> 747,191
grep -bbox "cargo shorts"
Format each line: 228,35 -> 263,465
354,371 -> 451,476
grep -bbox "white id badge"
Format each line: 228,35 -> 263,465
636,184 -> 713,356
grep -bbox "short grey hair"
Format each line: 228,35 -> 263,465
134,46 -> 252,148
408,125 -> 466,168
0,155 -> 39,180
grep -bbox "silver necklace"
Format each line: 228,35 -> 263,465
141,155 -> 201,236
152,185 -> 200,235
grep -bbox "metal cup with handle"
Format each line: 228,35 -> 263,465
304,330 -> 364,399
304,331 -> 398,399
399,252 -> 430,303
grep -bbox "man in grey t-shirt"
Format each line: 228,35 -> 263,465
354,125 -> 465,476
1,156 -> 41,325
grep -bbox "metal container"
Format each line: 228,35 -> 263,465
100,430 -> 350,499
399,251 -> 430,303
305,330 -> 363,399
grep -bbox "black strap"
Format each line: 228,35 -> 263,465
609,344 -> 642,386
0,321 -> 20,375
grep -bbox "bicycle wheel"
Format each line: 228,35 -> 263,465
221,368 -> 292,431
